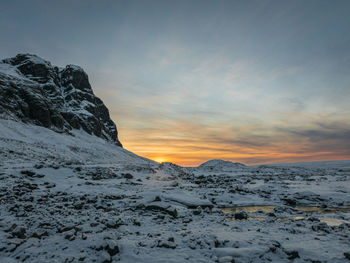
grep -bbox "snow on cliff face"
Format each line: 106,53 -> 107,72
0,54 -> 122,146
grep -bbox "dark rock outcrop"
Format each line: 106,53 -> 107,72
0,54 -> 122,146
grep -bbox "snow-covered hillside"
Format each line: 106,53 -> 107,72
0,119 -> 152,169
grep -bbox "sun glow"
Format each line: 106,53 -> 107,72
152,157 -> 168,163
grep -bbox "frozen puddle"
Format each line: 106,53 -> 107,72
222,205 -> 350,226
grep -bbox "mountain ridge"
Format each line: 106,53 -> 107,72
0,53 -> 122,146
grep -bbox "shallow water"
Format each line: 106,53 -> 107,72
221,205 -> 275,214
222,205 -> 350,214
222,205 -> 350,226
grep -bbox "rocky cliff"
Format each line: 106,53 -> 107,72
0,54 -> 122,146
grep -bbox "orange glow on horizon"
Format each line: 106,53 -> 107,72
114,114 -> 350,167
152,157 -> 170,163
122,139 -> 350,167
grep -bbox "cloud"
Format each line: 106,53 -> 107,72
110,110 -> 350,166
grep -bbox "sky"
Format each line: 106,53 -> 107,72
1,0 -> 350,166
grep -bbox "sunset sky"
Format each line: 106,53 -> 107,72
1,0 -> 350,166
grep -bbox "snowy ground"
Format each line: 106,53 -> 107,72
1,119 -> 350,262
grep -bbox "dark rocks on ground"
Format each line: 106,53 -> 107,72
64,229 -> 76,241
145,202 -> 178,218
153,196 -> 161,202
57,225 -> 76,233
104,240 -> 119,256
285,250 -> 300,260
123,173 -> 133,179
312,222 -> 330,233
267,212 -> 276,217
282,198 -> 297,206
344,252 -> 350,260
34,164 -> 44,169
5,224 -> 18,233
12,226 -> 26,239
32,229 -> 49,239
157,240 -> 177,249
193,208 -> 202,215
105,219 -> 123,229
234,211 -> 248,220
20,170 -> 36,177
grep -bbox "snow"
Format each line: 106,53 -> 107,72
0,119 -> 350,262
0,119 -> 151,167
162,192 -> 213,208
0,63 -> 24,79
66,64 -> 84,72
17,54 -> 51,67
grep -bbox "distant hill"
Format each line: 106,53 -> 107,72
195,159 -> 246,172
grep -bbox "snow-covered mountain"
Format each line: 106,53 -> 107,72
0,54 -> 122,146
196,159 -> 246,172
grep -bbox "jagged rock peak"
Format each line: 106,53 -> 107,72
0,53 -> 122,147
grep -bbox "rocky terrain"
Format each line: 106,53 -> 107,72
1,55 -> 350,262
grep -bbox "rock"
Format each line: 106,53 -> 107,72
234,211 -> 248,220
73,202 -> 84,210
157,240 -> 177,249
5,224 -> 18,233
0,54 -> 122,146
145,202 -> 178,218
218,256 -> 235,263
133,220 -> 141,226
344,252 -> 350,260
312,222 -> 330,233
105,219 -> 122,229
105,240 -> 119,256
153,196 -> 161,202
105,220 -> 119,229
34,164 -> 44,169
12,226 -> 26,239
32,229 -> 49,239
282,198 -> 297,206
20,170 -> 36,177
64,229 -> 76,241
193,209 -> 201,215
57,224 -> 76,233
92,240 -> 119,261
123,173 -> 133,179
285,250 -> 299,260
307,217 -> 320,222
